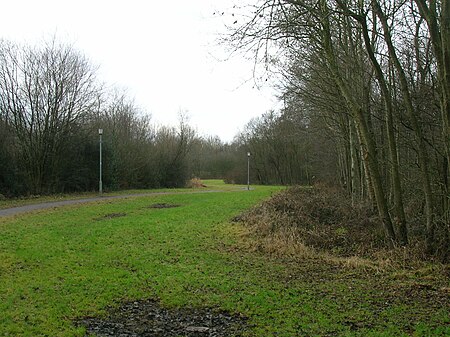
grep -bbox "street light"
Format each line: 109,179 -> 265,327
247,152 -> 251,191
99,128 -> 103,196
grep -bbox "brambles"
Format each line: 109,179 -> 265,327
236,185 -> 437,262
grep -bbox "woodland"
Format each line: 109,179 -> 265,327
226,0 -> 449,258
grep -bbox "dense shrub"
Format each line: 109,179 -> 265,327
238,184 -> 391,257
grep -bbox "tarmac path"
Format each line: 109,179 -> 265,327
0,190 -> 225,218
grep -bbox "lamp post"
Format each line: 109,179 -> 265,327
247,152 -> 251,191
99,128 -> 103,196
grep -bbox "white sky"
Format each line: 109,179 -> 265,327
0,0 -> 279,142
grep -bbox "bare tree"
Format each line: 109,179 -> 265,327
0,38 -> 100,193
414,0 -> 450,224
225,0 -> 448,251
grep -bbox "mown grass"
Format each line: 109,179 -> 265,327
0,182 -> 448,336
0,179 -> 241,210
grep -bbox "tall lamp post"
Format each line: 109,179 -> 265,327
247,152 -> 251,191
99,128 -> 103,195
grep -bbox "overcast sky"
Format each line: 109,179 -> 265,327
0,0 -> 278,142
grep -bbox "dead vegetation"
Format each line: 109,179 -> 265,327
234,184 -> 447,269
186,178 -> 207,188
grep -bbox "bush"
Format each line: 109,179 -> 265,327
237,184 -> 386,257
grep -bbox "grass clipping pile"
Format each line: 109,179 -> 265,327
235,185 -> 400,261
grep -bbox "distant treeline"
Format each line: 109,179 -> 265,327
0,38 -> 252,196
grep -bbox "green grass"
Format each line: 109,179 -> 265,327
0,179 -> 241,210
0,182 -> 448,336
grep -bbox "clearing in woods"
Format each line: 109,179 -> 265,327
0,181 -> 448,336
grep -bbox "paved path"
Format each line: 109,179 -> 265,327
0,190 -> 227,218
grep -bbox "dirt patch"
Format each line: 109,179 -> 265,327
148,203 -> 181,209
78,299 -> 248,336
94,213 -> 127,221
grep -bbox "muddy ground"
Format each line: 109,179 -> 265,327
78,299 -> 248,337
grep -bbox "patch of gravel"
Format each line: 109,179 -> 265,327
77,299 -> 248,337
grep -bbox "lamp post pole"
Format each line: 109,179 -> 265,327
247,152 -> 251,191
99,128 -> 103,196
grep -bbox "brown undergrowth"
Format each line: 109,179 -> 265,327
234,184 -> 447,271
186,177 -> 207,188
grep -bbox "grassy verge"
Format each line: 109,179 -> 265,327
0,179 -> 242,210
0,182 -> 448,336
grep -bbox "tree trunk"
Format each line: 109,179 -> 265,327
415,0 -> 450,222
374,0 -> 434,250
320,0 -> 397,243
359,14 -> 408,245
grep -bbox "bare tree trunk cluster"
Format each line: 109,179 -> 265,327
227,0 -> 449,254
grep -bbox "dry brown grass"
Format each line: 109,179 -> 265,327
234,184 -> 447,271
186,177 -> 207,188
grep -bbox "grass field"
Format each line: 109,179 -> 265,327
0,179 -> 237,210
0,182 -> 448,336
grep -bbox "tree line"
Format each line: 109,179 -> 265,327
0,38 -> 249,197
227,0 -> 449,253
